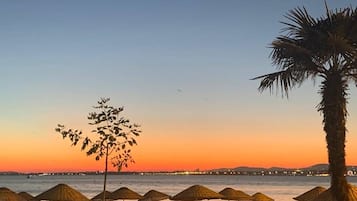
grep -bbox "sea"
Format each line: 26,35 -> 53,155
1,174 -> 357,201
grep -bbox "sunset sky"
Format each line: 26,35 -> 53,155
1,0 -> 357,173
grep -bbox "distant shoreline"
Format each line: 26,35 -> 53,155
2,163 -> 357,176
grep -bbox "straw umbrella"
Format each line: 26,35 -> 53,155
0,187 -> 27,201
251,193 -> 273,201
18,192 -> 34,201
92,191 -> 113,201
219,188 -> 253,201
139,190 -> 170,201
111,187 -> 143,201
34,183 -> 90,201
313,184 -> 357,201
293,186 -> 326,201
171,185 -> 224,201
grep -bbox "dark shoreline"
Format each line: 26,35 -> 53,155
2,163 -> 357,176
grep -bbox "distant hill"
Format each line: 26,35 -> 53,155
301,164 -> 329,171
211,163 -> 356,173
212,166 -> 266,172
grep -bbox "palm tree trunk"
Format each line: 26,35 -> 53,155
320,71 -> 349,201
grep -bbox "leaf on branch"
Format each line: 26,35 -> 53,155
82,137 -> 91,150
87,144 -> 99,156
72,138 -> 79,146
61,131 -> 68,139
109,136 -> 116,142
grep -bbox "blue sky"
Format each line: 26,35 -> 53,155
3,0 -> 353,115
1,0 -> 357,171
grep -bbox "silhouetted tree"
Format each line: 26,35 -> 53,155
253,5 -> 357,201
55,98 -> 141,201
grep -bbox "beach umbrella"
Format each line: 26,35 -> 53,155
219,188 -> 253,201
251,193 -> 273,201
312,184 -> 357,201
111,187 -> 143,200
139,190 -> 170,201
91,191 -> 113,201
293,186 -> 326,201
18,192 -> 34,201
34,183 -> 90,201
0,187 -> 27,201
171,185 -> 224,201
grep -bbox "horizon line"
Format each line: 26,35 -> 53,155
3,163 -> 357,174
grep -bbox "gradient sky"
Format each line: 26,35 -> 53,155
1,0 -> 357,172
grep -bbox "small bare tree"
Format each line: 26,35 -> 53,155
55,98 -> 141,201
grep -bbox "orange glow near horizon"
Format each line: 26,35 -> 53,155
0,118 -> 357,172
2,107 -> 357,173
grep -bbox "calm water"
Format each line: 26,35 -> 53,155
1,174 -> 357,201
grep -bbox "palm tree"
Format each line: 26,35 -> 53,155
253,5 -> 357,201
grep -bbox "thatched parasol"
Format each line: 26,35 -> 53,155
219,188 -> 253,201
34,183 -> 90,201
171,185 -> 224,201
111,187 -> 143,200
313,184 -> 357,201
293,186 -> 326,201
251,193 -> 273,201
139,190 -> 170,201
0,187 -> 27,201
18,192 -> 34,201
91,191 -> 113,201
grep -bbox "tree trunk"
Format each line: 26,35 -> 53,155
103,145 -> 109,201
320,72 -> 349,201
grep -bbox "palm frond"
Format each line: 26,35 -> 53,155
252,70 -> 295,97
271,37 -> 321,70
281,7 -> 317,38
